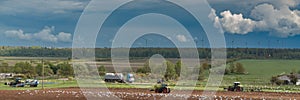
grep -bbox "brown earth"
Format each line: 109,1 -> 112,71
0,87 -> 299,100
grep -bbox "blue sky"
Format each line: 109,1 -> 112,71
1,0 -> 300,48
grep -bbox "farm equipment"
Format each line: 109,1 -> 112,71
227,82 -> 243,92
25,79 -> 39,87
151,79 -> 171,93
104,73 -> 134,83
4,77 -> 38,87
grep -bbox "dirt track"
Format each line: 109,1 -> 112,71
0,87 -> 300,100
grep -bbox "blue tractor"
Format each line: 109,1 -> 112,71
4,78 -> 39,87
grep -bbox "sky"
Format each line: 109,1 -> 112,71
0,0 -> 300,48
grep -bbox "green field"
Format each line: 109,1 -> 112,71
2,59 -> 300,92
223,59 -> 300,84
219,59 -> 300,92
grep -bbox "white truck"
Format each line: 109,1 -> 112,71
104,73 -> 134,83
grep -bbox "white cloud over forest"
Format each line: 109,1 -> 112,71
4,26 -> 72,43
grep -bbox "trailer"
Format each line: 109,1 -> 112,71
104,73 -> 135,83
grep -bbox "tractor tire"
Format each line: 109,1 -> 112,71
155,89 -> 158,93
163,88 -> 168,93
227,86 -> 233,91
235,86 -> 242,92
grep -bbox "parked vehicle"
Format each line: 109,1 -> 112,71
104,73 -> 135,83
4,77 -> 39,87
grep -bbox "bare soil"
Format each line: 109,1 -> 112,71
0,87 -> 299,100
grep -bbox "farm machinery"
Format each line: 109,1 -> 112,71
151,79 -> 171,93
227,82 -> 243,92
4,77 -> 39,87
104,73 -> 135,83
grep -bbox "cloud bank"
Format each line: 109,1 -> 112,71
210,0 -> 300,37
4,26 -> 72,43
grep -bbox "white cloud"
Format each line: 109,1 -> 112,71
251,3 -> 300,37
5,29 -> 31,40
217,10 -> 256,34
4,26 -> 72,43
176,35 -> 187,42
210,0 -> 300,37
57,32 -> 73,42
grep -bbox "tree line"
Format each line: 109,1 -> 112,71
2,46 -> 300,59
0,61 -> 73,78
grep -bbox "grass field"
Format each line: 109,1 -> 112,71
2,58 -> 300,92
222,59 -> 300,88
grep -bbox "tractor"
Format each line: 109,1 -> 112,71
151,79 -> 171,93
4,78 -> 39,87
227,82 -> 243,92
4,77 -> 25,87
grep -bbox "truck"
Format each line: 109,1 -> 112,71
104,73 -> 134,83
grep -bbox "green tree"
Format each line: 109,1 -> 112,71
201,62 -> 210,70
229,63 -> 235,73
98,65 -> 106,76
225,68 -> 231,75
175,60 -> 181,76
47,62 -> 59,74
36,63 -> 54,76
0,62 -> 9,73
235,63 -> 246,74
136,60 -> 151,73
57,62 -> 73,77
198,65 -> 205,80
14,62 -> 36,78
164,61 -> 177,81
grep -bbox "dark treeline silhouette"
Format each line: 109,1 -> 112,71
1,46 -> 300,59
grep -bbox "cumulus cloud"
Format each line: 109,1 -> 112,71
4,26 -> 72,43
251,3 -> 300,37
216,10 -> 256,34
176,35 -> 188,42
210,0 -> 300,37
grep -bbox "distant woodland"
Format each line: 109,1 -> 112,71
1,46 -> 300,59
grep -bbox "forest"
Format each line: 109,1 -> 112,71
1,46 -> 300,59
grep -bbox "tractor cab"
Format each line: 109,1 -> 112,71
228,82 -> 243,92
152,79 -> 170,93
234,82 -> 240,87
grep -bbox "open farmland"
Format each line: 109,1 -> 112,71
2,57 -> 300,99
0,87 -> 300,100
222,59 -> 300,85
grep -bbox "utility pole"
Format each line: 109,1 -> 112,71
42,59 -> 44,89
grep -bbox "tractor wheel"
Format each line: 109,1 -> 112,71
236,87 -> 241,92
163,88 -> 168,93
227,86 -> 233,91
155,89 -> 158,93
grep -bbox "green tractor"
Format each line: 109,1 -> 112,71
227,82 -> 243,92
152,79 -> 171,93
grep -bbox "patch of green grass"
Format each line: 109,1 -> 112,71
222,59 -> 300,86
